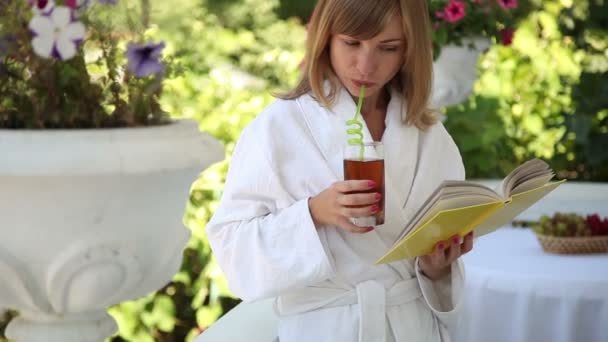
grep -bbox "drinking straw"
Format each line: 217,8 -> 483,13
346,85 -> 366,160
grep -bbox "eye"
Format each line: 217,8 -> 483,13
380,45 -> 399,52
343,39 -> 360,47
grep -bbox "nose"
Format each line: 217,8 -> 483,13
355,49 -> 378,77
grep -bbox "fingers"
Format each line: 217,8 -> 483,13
443,232 -> 475,261
337,192 -> 381,207
335,180 -> 376,193
461,231 -> 474,254
420,232 -> 475,279
315,180 -> 382,235
447,235 -> 462,261
430,240 -> 447,260
340,203 -> 380,219
334,181 -> 381,219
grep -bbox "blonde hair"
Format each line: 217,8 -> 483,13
279,0 -> 437,130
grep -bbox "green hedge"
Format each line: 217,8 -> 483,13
444,0 -> 608,181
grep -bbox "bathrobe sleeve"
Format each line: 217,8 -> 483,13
415,259 -> 465,334
205,123 -> 334,302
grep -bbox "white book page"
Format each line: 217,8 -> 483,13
511,173 -> 554,195
402,181 -> 498,233
499,159 -> 552,197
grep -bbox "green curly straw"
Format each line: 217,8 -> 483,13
346,85 -> 366,160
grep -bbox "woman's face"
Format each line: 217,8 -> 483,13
329,14 -> 405,100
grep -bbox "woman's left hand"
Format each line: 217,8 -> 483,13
418,231 -> 474,281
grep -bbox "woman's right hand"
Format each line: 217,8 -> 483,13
308,180 -> 382,233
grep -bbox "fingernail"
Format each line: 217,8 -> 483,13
452,236 -> 461,244
375,193 -> 382,200
367,181 -> 376,187
365,227 -> 375,232
371,205 -> 379,213
437,242 -> 445,250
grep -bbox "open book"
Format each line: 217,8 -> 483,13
376,159 -> 566,264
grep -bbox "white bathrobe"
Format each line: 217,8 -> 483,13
206,84 -> 466,342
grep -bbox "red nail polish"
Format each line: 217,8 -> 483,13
452,236 -> 460,244
371,205 -> 379,213
368,181 -> 376,187
365,227 -> 375,232
375,193 -> 382,200
437,242 -> 445,250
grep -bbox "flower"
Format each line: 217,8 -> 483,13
63,0 -> 89,9
500,28 -> 514,45
436,0 -> 466,24
0,35 -> 15,57
497,0 -> 518,10
28,6 -> 86,60
126,41 -> 166,77
1,0 -> 172,128
429,0 -> 532,57
29,0 -> 55,15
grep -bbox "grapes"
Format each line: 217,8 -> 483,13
534,212 -> 607,237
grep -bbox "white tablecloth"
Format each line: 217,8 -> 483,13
454,227 -> 608,342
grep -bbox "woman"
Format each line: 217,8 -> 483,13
206,0 -> 474,341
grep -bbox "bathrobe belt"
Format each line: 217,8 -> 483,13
275,278 -> 423,342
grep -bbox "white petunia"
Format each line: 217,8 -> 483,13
28,6 -> 86,60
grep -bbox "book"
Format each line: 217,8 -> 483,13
376,159 -> 566,264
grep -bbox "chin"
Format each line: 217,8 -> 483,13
350,84 -> 376,98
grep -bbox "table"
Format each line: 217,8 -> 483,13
454,227 -> 608,342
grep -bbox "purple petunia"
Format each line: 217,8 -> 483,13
126,41 -> 165,77
0,35 -> 15,57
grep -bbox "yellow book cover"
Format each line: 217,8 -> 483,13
376,159 -> 565,264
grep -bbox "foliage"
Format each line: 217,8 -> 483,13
445,0 -> 578,178
275,1 -> 316,21
0,311 -> 17,341
551,0 -> 608,180
0,0 -> 171,128
1,0 -> 303,340
429,0 -> 534,57
217,0 -> 533,59
103,0 -> 305,341
444,0 -> 608,180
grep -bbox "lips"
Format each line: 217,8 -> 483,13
353,80 -> 376,88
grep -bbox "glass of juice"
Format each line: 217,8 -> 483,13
343,141 -> 385,226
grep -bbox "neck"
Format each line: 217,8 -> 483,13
357,87 -> 389,118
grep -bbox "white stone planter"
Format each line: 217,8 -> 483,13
431,37 -> 490,108
0,119 -> 224,342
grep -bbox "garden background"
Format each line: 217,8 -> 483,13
1,0 -> 606,341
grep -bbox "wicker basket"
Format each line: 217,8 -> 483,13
535,234 -> 608,254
